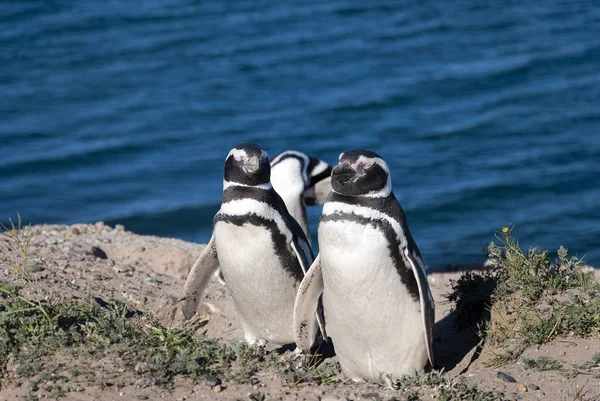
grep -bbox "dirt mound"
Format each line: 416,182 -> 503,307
1,223 -> 598,400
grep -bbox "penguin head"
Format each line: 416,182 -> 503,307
224,143 -> 271,188
331,150 -> 392,197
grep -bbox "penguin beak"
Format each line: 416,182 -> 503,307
332,162 -> 357,184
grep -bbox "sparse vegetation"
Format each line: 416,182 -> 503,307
0,282 -> 346,396
384,370 -> 502,401
569,381 -> 600,401
448,226 -> 600,366
574,353 -> 600,370
522,356 -> 563,371
1,214 -> 32,278
3,220 -> 599,399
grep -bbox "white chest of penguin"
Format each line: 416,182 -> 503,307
317,219 -> 428,381
213,221 -> 299,344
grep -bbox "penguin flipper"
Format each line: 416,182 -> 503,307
293,254 -> 325,352
403,248 -> 435,367
181,234 -> 219,320
291,241 -> 327,343
304,176 -> 332,206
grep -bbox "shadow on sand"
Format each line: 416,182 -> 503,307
433,269 -> 497,373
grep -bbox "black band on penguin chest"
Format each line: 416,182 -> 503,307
216,188 -> 305,283
320,211 -> 420,303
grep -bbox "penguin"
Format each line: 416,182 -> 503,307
270,150 -> 332,242
293,149 -> 434,381
213,150 -> 331,285
182,144 -> 326,347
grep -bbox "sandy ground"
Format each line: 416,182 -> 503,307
1,223 -> 599,400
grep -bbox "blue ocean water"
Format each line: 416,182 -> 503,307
1,1 -> 599,268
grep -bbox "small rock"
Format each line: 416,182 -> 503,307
212,385 -> 223,393
115,224 -> 125,231
26,262 -> 44,273
64,266 -> 81,274
91,246 -> 108,259
112,265 -> 131,273
526,384 -> 540,391
205,375 -> 221,387
71,227 -> 81,235
95,221 -> 105,229
361,393 -> 380,399
321,397 -> 345,401
517,383 -> 527,392
144,277 -> 161,284
92,273 -> 105,281
496,371 -> 516,383
136,395 -> 149,400
249,377 -> 260,386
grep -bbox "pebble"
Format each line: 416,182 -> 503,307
321,397 -> 347,401
361,393 -> 380,399
212,385 -> 223,393
65,266 -> 81,274
496,371 -> 516,383
92,273 -> 105,281
135,395 -> 149,400
204,375 -> 221,387
144,277 -> 161,284
517,383 -> 527,392
26,262 -> 44,273
112,265 -> 131,273
526,384 -> 540,391
71,227 -> 81,235
95,221 -> 105,229
115,224 -> 125,231
91,246 -> 108,259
